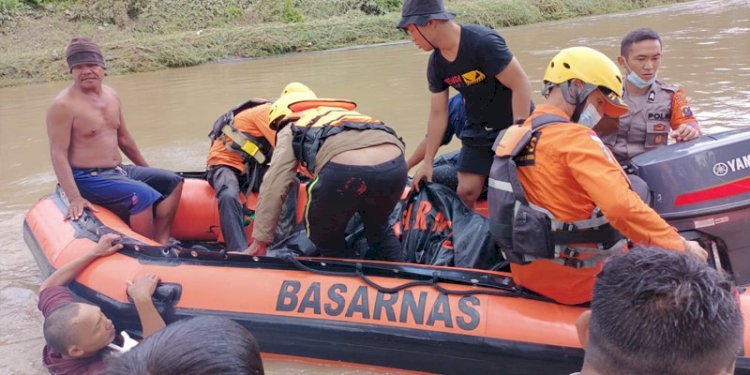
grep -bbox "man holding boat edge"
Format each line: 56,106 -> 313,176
38,233 -> 165,375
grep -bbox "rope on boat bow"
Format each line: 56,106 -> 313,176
282,254 -> 552,301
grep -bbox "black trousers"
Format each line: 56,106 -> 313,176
207,166 -> 247,251
306,156 -> 407,261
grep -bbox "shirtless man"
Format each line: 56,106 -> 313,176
46,37 -> 183,244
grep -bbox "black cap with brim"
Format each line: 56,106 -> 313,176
397,12 -> 456,29
397,0 -> 456,29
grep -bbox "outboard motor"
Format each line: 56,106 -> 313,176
631,128 -> 750,284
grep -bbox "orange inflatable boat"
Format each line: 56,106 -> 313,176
23,175 -> 750,374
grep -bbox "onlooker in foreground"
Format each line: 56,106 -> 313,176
576,247 -> 743,375
103,316 -> 264,375
39,233 -> 166,375
47,37 -> 183,245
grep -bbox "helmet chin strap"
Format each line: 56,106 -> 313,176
560,80 -> 595,122
415,25 -> 437,50
570,101 -> 587,123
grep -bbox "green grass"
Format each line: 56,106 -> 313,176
0,0 -> 688,87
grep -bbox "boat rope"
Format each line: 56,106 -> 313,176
68,202 -> 551,302
283,255 -> 551,301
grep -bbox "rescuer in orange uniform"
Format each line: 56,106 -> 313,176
488,47 -> 707,305
206,83 -> 311,251
243,84 -> 407,260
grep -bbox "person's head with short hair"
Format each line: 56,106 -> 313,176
397,0 -> 456,52
620,28 -> 662,58
44,302 -> 116,358
576,247 -> 743,375
618,28 -> 663,89
103,316 -> 264,375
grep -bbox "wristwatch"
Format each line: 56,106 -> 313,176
513,118 -> 527,125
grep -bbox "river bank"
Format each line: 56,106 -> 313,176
0,0 -> 689,87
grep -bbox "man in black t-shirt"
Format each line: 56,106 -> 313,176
398,0 -> 532,209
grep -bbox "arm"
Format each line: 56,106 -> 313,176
407,137 -> 428,170
408,94 -> 462,170
47,101 -> 96,220
670,89 -> 701,142
412,91 -> 450,189
566,130 -> 686,251
248,127 -> 300,254
126,274 -> 166,338
115,96 -> 149,167
495,57 -> 532,121
569,133 -> 705,260
39,234 -> 122,292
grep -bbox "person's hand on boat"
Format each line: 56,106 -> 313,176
412,163 -> 433,192
90,233 -> 123,257
126,273 -> 161,304
245,240 -> 268,257
671,124 -> 700,142
682,238 -> 708,262
67,196 -> 97,221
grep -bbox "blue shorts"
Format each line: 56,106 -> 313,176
73,165 -> 183,218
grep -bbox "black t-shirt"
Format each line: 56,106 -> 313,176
428,24 -> 514,144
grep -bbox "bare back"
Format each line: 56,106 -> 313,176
48,84 -> 122,169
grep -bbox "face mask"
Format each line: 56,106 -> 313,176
622,60 -> 657,89
626,71 -> 656,89
577,103 -> 603,128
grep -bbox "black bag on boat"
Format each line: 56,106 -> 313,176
267,181 -> 499,270
400,182 -> 498,269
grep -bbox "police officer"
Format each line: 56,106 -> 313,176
598,28 -> 701,163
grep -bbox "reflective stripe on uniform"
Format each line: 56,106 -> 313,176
221,125 -> 267,164
488,178 -> 512,192
304,176 -> 321,237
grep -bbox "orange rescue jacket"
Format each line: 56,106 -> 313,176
207,103 -> 274,174
509,104 -> 685,305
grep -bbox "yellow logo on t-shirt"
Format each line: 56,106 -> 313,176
461,70 -> 486,86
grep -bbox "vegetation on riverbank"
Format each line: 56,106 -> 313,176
0,0 -> 687,87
